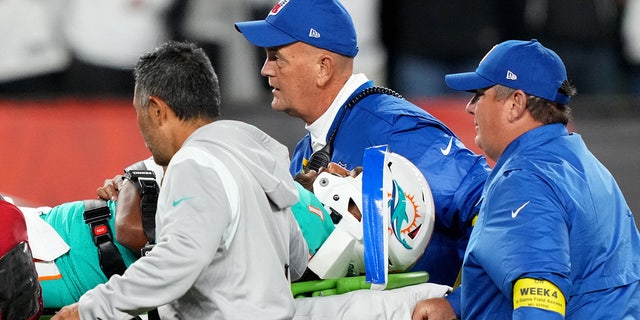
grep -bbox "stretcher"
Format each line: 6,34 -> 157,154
293,280 -> 451,320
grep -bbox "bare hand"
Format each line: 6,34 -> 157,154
412,298 -> 457,320
294,163 -> 362,193
51,303 -> 80,320
97,174 -> 124,201
294,170 -> 321,192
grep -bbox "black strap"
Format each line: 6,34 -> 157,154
123,169 -> 159,245
147,308 -> 161,320
83,198 -> 161,320
83,199 -> 127,279
138,178 -> 159,244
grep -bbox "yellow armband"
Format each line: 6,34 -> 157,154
513,278 -> 565,316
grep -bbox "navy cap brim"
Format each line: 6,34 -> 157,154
234,20 -> 297,48
445,72 -> 496,92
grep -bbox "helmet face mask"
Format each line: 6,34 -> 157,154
314,173 -> 364,228
309,152 -> 435,278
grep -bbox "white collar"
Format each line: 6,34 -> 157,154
306,73 -> 369,151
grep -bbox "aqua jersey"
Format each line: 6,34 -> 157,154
39,200 -> 138,308
291,182 -> 334,256
39,187 -> 331,308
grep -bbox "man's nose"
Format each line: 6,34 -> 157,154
465,99 -> 476,115
260,59 -> 273,77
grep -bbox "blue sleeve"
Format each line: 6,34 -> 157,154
386,115 -> 488,234
444,287 -> 461,318
513,306 -> 564,319
482,170 -> 572,301
382,115 -> 488,285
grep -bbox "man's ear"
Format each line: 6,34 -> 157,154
147,95 -> 171,126
507,89 -> 528,122
317,54 -> 334,87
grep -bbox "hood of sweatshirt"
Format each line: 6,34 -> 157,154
187,120 -> 298,210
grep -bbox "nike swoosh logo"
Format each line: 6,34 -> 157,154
440,137 -> 453,156
511,201 -> 530,218
173,196 -> 194,207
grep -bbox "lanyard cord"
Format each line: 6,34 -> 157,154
304,86 -> 403,172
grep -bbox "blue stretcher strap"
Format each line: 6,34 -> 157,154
362,145 -> 388,287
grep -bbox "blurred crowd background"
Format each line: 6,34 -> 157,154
0,0 -> 638,220
4,0 -> 640,102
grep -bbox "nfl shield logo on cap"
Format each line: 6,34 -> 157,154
235,0 -> 359,58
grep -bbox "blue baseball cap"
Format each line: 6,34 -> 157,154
445,39 -> 571,105
234,0 -> 359,58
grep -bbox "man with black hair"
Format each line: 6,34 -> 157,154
53,40 -> 308,320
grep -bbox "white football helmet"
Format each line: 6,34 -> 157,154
308,152 -> 435,278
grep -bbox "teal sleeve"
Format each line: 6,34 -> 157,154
291,182 -> 335,255
39,200 -> 138,308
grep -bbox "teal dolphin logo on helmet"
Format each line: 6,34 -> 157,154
389,180 -> 411,249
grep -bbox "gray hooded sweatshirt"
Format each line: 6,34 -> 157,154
79,120 -> 308,319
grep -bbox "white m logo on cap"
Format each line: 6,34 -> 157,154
506,70 -> 518,80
